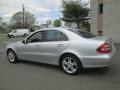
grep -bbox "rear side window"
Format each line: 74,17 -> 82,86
43,30 -> 68,42
68,29 -> 96,38
43,30 -> 59,41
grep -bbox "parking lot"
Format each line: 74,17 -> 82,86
0,35 -> 120,90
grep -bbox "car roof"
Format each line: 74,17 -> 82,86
35,27 -> 82,33
36,27 -> 70,31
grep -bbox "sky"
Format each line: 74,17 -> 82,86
0,0 -> 89,25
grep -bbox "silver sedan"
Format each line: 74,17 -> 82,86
6,28 -> 116,75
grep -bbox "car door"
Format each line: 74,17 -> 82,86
13,30 -> 17,36
17,31 -> 43,62
40,30 -> 70,65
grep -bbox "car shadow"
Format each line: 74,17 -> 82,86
79,67 -> 110,76
19,60 -> 60,71
18,60 -> 110,76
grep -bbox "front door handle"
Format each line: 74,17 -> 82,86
57,44 -> 64,47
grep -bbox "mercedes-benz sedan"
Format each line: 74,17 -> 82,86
6,28 -> 116,75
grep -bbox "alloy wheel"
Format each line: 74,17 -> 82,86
62,57 -> 78,74
8,50 -> 16,62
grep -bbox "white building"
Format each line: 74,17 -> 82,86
90,0 -> 120,43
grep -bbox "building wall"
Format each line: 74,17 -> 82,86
103,0 -> 120,43
90,0 -> 98,34
90,0 -> 120,43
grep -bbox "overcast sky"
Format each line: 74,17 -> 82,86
0,0 -> 89,24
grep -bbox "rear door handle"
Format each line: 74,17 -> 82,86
35,44 -> 39,47
57,44 -> 64,47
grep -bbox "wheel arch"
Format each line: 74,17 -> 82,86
7,48 -> 17,55
59,52 -> 83,68
7,48 -> 18,63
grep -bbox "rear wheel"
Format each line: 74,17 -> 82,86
24,34 -> 27,37
7,49 -> 18,63
60,54 -> 82,75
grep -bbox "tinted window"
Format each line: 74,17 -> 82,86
59,32 -> 68,41
13,30 -> 17,33
26,31 -> 43,43
43,30 -> 68,42
68,29 -> 96,38
43,30 -> 59,41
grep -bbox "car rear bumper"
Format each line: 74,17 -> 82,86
81,57 -> 114,68
81,48 -> 116,68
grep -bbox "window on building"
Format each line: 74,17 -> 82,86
98,31 -> 103,36
99,3 -> 103,14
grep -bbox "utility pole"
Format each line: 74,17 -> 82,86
36,21 -> 38,30
22,4 -> 25,29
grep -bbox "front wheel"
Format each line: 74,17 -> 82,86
10,35 -> 14,38
7,49 -> 18,63
60,54 -> 82,75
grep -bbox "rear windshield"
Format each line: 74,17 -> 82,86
68,29 -> 96,38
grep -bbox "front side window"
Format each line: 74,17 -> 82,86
13,30 -> 17,33
26,31 -> 43,43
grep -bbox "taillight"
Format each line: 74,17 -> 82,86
96,41 -> 111,53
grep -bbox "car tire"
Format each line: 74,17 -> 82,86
7,49 -> 18,63
24,34 -> 27,37
60,54 -> 82,75
10,35 -> 14,38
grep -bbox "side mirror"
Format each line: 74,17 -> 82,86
22,40 -> 26,44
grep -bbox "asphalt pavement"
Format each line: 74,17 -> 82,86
0,35 -> 120,90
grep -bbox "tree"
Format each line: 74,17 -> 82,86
0,22 -> 11,34
0,17 -> 3,25
61,0 -> 89,29
10,11 -> 35,29
0,17 -> 11,34
53,19 -> 61,27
